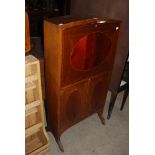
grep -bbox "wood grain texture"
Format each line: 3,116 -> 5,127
25,12 -> 31,53
25,55 -> 50,155
44,16 -> 121,151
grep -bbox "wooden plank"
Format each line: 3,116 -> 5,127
25,100 -> 40,111
25,107 -> 38,117
28,144 -> 49,155
25,64 -> 32,77
26,130 -> 49,155
25,55 -> 38,64
25,82 -> 36,91
25,89 -> 35,105
25,123 -> 42,137
25,74 -> 38,83
36,61 -> 46,127
25,55 -> 50,155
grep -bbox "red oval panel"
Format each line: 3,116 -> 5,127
71,32 -> 112,71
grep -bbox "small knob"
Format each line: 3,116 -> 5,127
97,20 -> 106,24
116,27 -> 119,30
59,23 -> 63,26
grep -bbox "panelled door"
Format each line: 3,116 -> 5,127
88,73 -> 110,113
60,79 -> 89,133
61,22 -> 117,87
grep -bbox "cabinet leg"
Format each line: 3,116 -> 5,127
55,137 -> 64,152
120,89 -> 129,111
97,111 -> 105,125
107,92 -> 117,120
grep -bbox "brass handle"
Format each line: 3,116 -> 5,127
116,27 -> 119,30
97,20 -> 106,24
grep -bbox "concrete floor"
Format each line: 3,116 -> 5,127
45,91 -> 129,155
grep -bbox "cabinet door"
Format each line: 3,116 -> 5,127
60,79 -> 88,132
88,73 -> 110,113
61,22 -> 119,87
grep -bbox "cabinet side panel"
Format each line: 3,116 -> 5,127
44,21 -> 61,86
44,21 -> 61,136
108,23 -> 122,90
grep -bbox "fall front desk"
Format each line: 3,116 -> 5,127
43,16 -> 121,152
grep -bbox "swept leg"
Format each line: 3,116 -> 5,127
120,89 -> 129,111
97,111 -> 105,125
107,92 -> 117,120
55,137 -> 64,152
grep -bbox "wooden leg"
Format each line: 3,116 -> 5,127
107,92 -> 117,120
97,111 -> 105,125
120,89 -> 129,111
48,127 -> 64,152
55,137 -> 64,152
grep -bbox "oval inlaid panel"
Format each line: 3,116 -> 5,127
91,81 -> 104,110
66,90 -> 81,121
71,32 -> 112,71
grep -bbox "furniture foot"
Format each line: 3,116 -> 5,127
120,88 -> 129,111
55,137 -> 64,152
107,92 -> 117,120
107,114 -> 110,120
97,112 -> 105,125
